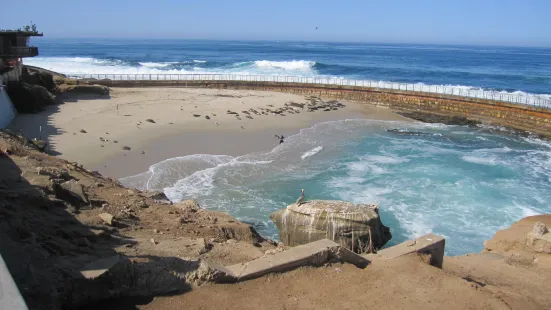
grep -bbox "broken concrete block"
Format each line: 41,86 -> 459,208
98,213 -> 114,226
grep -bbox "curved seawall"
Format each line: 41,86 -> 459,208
88,79 -> 551,137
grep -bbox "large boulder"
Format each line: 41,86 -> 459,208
526,222 -> 551,254
6,81 -> 56,113
21,66 -> 57,92
271,200 -> 391,253
54,179 -> 89,206
66,85 -> 110,96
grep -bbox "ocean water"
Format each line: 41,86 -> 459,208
120,120 -> 551,255
26,39 -> 551,97
28,39 -> 551,255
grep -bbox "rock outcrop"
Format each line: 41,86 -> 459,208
21,66 -> 57,92
0,130 -> 275,309
396,111 -> 481,126
6,81 -> 56,113
271,200 -> 391,253
483,215 -> 551,259
526,222 -> 551,254
444,215 -> 551,309
65,85 -> 110,96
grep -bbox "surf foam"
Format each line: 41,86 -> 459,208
301,146 -> 323,159
254,60 -> 316,71
25,55 -> 551,106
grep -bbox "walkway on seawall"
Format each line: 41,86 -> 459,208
70,74 -> 551,138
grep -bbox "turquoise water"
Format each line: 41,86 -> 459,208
121,120 -> 551,255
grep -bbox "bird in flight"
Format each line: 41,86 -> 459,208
315,26 -> 319,30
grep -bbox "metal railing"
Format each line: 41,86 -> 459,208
67,73 -> 551,109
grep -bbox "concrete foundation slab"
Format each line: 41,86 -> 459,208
224,239 -> 370,281
369,233 -> 445,268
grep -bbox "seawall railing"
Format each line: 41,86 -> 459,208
67,73 -> 551,109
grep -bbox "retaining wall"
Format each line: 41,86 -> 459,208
90,79 -> 551,137
0,86 -> 16,129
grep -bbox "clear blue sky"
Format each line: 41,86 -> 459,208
3,0 -> 550,46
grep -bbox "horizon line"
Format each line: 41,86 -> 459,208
34,36 -> 551,49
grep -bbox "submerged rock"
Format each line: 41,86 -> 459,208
396,111 -> 481,126
271,200 -> 391,253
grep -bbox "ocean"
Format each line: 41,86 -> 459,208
27,38 -> 551,96
27,39 -> 551,255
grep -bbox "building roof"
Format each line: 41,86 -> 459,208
0,31 -> 43,37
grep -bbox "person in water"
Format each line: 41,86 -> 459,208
274,134 -> 285,144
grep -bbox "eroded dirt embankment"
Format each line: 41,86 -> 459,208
0,130 -> 276,309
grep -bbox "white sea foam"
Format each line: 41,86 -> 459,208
24,56 -> 551,106
161,156 -> 274,202
139,62 -> 176,68
519,205 -> 542,217
301,146 -> 323,159
254,60 -> 316,71
347,162 -> 387,175
461,155 -> 498,165
364,155 -> 409,164
478,147 -> 512,153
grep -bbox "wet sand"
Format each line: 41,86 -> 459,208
8,87 -> 411,178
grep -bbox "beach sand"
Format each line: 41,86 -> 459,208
8,87 -> 410,178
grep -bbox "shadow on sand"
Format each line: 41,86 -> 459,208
6,92 -> 111,156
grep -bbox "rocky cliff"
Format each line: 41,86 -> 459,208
6,66 -> 110,114
0,130 -> 275,309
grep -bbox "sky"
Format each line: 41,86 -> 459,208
2,0 -> 550,46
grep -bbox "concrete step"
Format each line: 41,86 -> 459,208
224,239 -> 370,281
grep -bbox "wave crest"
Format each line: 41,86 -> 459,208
254,60 -> 316,71
301,146 -> 323,159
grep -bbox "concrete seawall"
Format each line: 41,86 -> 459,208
89,79 -> 551,137
0,87 -> 17,129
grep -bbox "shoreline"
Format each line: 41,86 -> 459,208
8,87 -> 411,178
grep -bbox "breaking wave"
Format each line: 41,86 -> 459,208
25,55 -> 551,104
301,146 -> 323,159
254,60 -> 316,71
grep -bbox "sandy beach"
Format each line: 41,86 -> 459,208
8,87 -> 410,178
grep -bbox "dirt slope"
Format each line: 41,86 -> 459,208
0,130 -> 275,309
